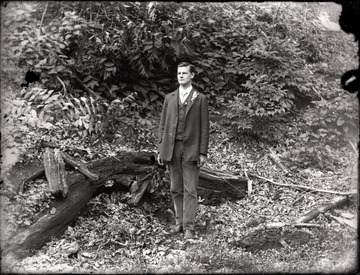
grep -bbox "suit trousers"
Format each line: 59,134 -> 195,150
168,140 -> 200,231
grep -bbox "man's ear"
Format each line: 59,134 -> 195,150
191,72 -> 195,79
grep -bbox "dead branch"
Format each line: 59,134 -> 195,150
266,145 -> 290,174
349,140 -> 357,154
324,213 -> 357,229
16,169 -> 45,194
248,173 -> 356,196
39,1 -> 48,34
56,76 -> 67,96
244,170 -> 252,196
60,152 -> 99,180
296,196 -> 350,223
266,222 -> 322,229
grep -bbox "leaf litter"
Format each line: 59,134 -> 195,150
2,131 -> 358,273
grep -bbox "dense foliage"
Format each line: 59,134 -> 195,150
2,2 -> 357,150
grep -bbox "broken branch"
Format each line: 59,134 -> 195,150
60,152 -> 99,181
296,195 -> 350,223
325,213 -> 357,229
266,145 -> 290,174
248,173 -> 356,196
349,140 -> 357,154
266,222 -> 322,229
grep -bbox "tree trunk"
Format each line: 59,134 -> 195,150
2,151 -> 247,262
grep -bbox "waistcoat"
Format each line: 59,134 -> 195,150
175,89 -> 194,140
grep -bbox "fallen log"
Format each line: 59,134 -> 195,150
2,151 -> 247,263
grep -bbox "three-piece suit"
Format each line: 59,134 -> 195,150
158,88 -> 209,230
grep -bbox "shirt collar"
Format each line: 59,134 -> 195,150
179,85 -> 192,95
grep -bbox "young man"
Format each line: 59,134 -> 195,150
157,62 -> 209,239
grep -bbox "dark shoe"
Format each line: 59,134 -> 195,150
184,230 -> 195,239
170,224 -> 183,234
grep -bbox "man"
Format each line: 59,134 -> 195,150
157,62 -> 209,239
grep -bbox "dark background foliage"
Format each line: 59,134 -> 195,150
1,1 -> 358,159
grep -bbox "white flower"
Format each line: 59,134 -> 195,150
191,91 -> 198,102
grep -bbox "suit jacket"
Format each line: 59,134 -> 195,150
157,88 -> 209,162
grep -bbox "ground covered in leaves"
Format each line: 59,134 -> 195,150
1,121 -> 358,273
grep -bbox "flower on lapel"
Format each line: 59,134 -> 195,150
191,91 -> 198,102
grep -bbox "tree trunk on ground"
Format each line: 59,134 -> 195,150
2,151 -> 247,262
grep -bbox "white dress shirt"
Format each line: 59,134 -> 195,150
179,85 -> 193,104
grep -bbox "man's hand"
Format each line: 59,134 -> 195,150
157,153 -> 164,166
198,154 -> 207,168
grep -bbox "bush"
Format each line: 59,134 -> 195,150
1,2 -> 357,145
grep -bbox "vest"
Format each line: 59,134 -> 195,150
175,89 -> 194,140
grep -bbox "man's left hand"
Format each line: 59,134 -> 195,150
198,154 -> 207,168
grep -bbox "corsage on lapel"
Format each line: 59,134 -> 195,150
191,91 -> 198,102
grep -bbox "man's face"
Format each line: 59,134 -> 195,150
177,66 -> 194,87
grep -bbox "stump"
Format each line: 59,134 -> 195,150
43,148 -> 68,198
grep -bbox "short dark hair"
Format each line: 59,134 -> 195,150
178,62 -> 195,73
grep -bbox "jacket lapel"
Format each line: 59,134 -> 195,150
185,88 -> 197,118
168,89 -> 179,118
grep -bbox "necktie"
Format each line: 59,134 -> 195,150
182,91 -> 188,103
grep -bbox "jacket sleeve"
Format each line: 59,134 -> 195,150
200,95 -> 210,156
157,96 -> 168,151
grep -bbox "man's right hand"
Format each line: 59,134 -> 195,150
157,153 -> 164,166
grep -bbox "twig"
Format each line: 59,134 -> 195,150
266,222 -> 322,229
16,170 -> 46,194
349,140 -> 357,154
39,2 -> 49,35
291,189 -> 318,206
244,169 -> 252,196
325,213 -> 357,229
248,173 -> 356,196
56,76 -> 67,96
266,145 -> 290,174
296,196 -> 349,223
58,58 -> 100,99
102,3 -> 111,21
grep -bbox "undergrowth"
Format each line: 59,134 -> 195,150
1,126 -> 357,273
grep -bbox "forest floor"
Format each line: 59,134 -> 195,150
1,107 -> 358,273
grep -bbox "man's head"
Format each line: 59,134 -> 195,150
177,62 -> 195,88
